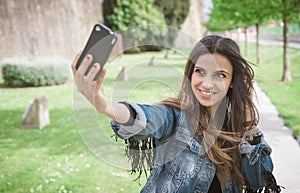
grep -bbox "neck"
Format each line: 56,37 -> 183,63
205,98 -> 227,120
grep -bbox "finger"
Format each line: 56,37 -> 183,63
76,54 -> 93,81
96,67 -> 107,92
86,63 -> 101,82
71,51 -> 82,78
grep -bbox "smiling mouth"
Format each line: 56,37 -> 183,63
199,89 -> 216,97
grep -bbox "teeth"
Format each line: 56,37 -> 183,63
201,91 -> 213,95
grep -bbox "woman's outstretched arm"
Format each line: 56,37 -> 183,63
71,52 -> 130,124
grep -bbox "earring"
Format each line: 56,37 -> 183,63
225,96 -> 231,113
225,96 -> 231,127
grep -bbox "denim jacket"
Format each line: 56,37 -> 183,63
111,102 -> 274,193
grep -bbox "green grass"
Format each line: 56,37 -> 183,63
260,22 -> 300,35
240,41 -> 300,138
0,84 -> 145,193
0,51 -> 188,193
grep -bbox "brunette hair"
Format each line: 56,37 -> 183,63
161,35 -> 258,188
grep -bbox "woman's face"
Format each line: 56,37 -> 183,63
191,53 -> 233,111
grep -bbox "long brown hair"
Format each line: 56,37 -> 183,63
160,35 -> 258,188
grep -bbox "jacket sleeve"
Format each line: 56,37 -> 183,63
239,137 -> 274,190
110,101 -> 177,141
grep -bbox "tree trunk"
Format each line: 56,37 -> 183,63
244,27 -> 248,56
236,28 -> 240,45
281,0 -> 292,82
255,23 -> 260,65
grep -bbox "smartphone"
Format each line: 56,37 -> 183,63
76,23 -> 118,80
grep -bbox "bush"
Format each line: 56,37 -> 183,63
1,57 -> 71,87
154,0 -> 190,47
105,0 -> 167,53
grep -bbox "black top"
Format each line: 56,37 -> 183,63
119,102 -> 136,126
208,174 -> 222,193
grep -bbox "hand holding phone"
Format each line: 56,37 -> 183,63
76,23 -> 117,80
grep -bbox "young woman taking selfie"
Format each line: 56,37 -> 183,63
72,35 -> 281,193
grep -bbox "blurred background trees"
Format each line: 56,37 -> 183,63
1,0 -> 298,81
103,0 -> 190,52
205,0 -> 300,82
104,0 -> 167,52
0,0 -> 200,60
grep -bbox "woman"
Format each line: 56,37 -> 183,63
72,35 -> 280,192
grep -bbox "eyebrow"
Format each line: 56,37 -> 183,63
194,65 -> 230,75
194,66 -> 205,70
216,70 -> 230,75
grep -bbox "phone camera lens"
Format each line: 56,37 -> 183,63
95,26 -> 101,31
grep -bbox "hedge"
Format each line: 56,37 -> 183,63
1,57 -> 71,87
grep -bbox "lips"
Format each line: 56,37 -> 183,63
199,89 -> 216,98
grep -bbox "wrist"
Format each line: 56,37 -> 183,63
94,96 -> 109,114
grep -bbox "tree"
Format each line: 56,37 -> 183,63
102,0 -> 117,29
205,0 -> 253,54
104,0 -> 167,52
205,0 -> 272,63
279,0 -> 299,81
264,0 -> 300,81
154,0 -> 190,47
205,0 -> 300,82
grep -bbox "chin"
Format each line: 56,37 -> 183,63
198,100 -> 213,108
198,98 -> 224,110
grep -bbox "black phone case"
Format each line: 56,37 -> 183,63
76,23 -> 117,80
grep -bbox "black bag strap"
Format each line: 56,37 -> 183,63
244,171 -> 284,193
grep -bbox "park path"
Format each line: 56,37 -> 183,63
248,34 -> 300,50
254,82 -> 300,193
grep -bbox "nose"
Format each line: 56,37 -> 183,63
201,76 -> 214,90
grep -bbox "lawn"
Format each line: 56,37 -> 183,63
260,22 -> 300,35
0,51 -> 188,193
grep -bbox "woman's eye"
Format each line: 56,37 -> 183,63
195,68 -> 205,75
216,72 -> 226,78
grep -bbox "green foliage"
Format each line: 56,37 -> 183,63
102,0 -> 117,29
154,0 -> 190,46
108,0 -> 166,30
281,0 -> 300,22
154,0 -> 189,27
1,57 -> 70,87
206,0 -> 300,32
103,0 -> 190,51
106,0 -> 167,52
206,0 -> 272,31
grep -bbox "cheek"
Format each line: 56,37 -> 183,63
190,74 -> 197,86
226,78 -> 233,91
190,77 -> 196,91
191,73 -> 202,84
216,81 -> 231,94
190,75 -> 199,95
